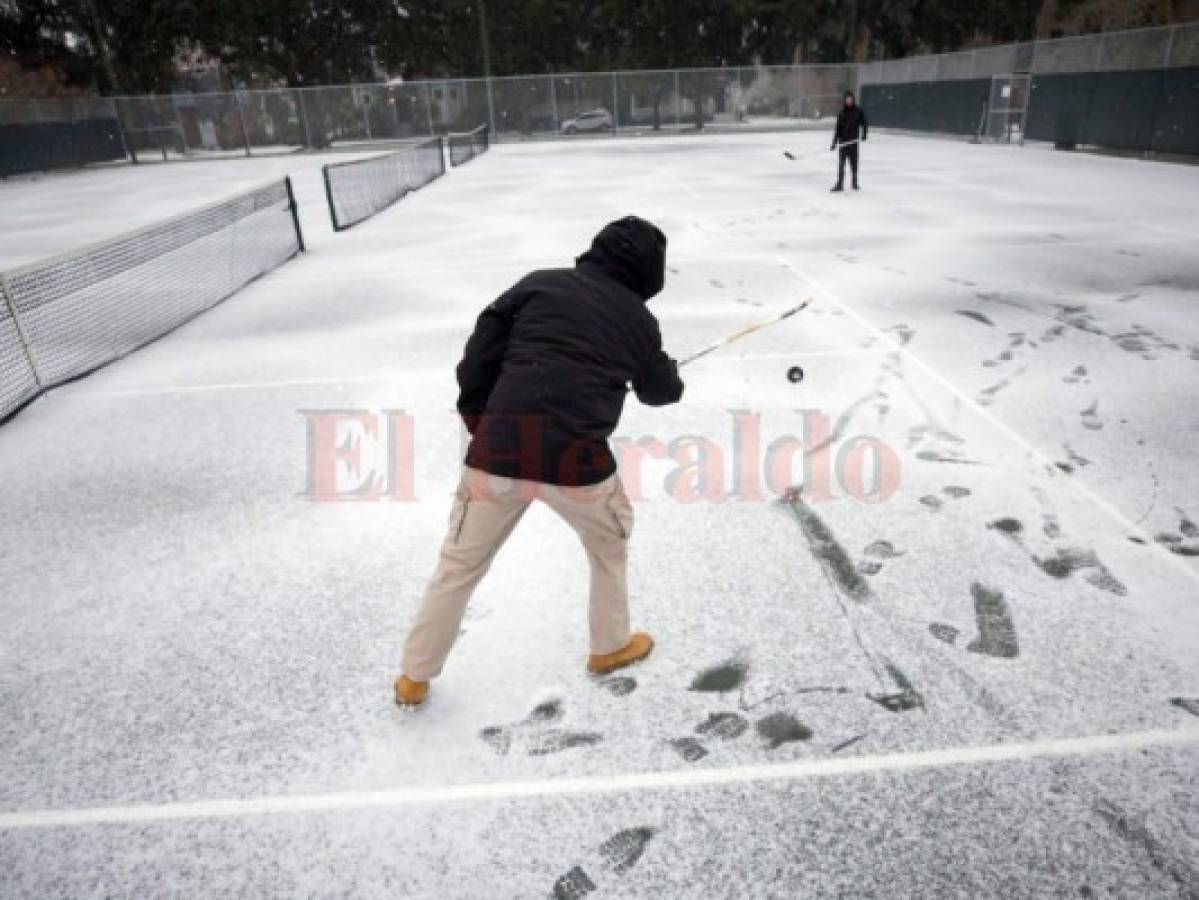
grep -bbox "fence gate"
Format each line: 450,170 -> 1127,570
981,74 -> 1031,144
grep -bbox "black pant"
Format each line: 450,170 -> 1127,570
836,144 -> 859,187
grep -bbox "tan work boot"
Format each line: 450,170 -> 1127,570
395,675 -> 429,707
588,632 -> 654,676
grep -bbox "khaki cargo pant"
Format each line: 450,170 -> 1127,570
401,467 -> 634,681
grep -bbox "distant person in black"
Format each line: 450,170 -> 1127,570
830,91 -> 869,192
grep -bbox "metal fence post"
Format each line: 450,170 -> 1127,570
674,70 -> 681,128
296,88 -> 312,149
484,77 -> 498,142
1018,73 -> 1032,146
233,91 -> 251,156
171,94 -> 189,156
609,73 -> 618,134
1143,28 -> 1173,159
423,82 -> 435,136
110,98 -> 135,164
549,76 -> 558,133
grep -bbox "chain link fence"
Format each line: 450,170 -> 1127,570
1,64 -> 855,174
1,21 -> 1197,176
856,22 -> 1197,86
858,22 -> 1199,152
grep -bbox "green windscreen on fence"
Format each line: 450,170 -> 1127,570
860,79 -> 992,136
1025,66 -> 1199,154
0,119 -> 126,178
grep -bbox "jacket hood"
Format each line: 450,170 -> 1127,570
576,216 -> 667,301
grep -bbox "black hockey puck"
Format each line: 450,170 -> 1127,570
787,366 -> 805,383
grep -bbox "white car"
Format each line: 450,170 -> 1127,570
561,109 -> 613,134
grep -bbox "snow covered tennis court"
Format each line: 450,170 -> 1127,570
1,131 -> 1198,896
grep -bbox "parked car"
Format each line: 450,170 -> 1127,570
560,109 -> 613,134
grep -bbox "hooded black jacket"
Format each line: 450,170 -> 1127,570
833,103 -> 869,146
457,216 -> 685,486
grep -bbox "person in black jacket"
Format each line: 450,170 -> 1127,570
831,90 -> 869,192
396,216 -> 684,707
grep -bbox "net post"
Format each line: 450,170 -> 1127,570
285,176 -> 306,250
0,272 -> 43,389
322,164 -> 341,232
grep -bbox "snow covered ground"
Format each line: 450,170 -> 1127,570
1,131 -> 1198,897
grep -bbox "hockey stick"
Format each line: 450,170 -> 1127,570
679,300 -> 811,368
784,139 -> 858,160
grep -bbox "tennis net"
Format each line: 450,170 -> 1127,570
323,137 -> 446,232
448,124 -> 490,167
0,176 -> 304,422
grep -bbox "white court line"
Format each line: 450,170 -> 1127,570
291,231 -> 1195,279
854,234 -> 1194,254
53,351 -> 888,399
53,372 -> 443,399
2,727 -> 1196,830
271,252 -> 797,281
1140,220 -> 1199,241
779,257 -> 1199,589
694,348 -> 892,362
